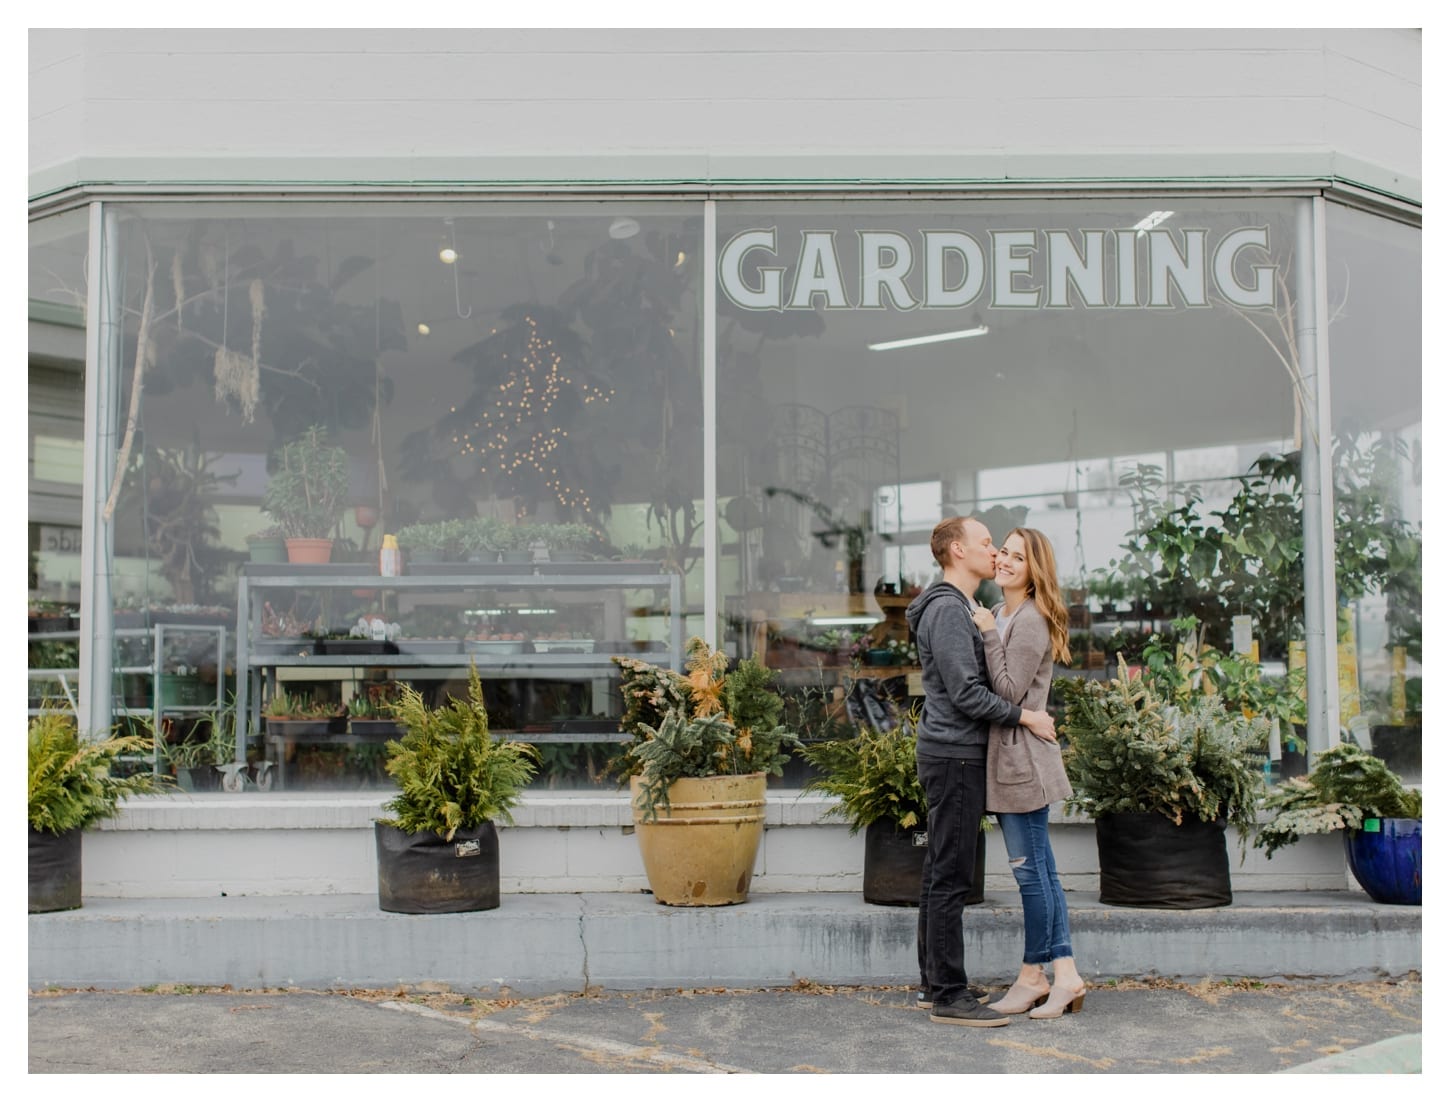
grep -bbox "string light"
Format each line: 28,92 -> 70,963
453,312 -> 611,511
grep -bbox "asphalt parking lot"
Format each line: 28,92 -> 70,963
27,975 -> 1421,1075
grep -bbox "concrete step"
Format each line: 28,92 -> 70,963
29,889 -> 1420,995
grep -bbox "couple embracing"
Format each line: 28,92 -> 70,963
904,515 -> 1088,1028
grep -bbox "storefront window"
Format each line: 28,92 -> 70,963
27,209 -> 89,714
716,200 -> 1303,765
1325,204 -> 1421,781
106,201 -> 703,789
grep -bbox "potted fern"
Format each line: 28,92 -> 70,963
802,709 -> 987,907
374,666 -> 538,913
1254,742 -> 1422,904
1055,660 -> 1267,909
28,711 -> 170,913
612,638 -> 800,906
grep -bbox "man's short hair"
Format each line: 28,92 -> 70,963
930,516 -> 972,569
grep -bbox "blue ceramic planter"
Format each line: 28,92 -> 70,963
1345,818 -> 1421,905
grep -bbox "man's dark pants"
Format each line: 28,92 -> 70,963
916,753 -> 988,1006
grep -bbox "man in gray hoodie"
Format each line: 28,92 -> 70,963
905,516 -> 1057,1027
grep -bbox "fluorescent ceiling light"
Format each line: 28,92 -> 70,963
1132,210 -> 1175,237
868,325 -> 989,352
808,616 -> 880,627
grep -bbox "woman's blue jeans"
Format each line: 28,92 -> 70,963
995,806 -> 1073,965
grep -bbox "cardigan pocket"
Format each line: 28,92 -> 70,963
994,728 -> 1035,785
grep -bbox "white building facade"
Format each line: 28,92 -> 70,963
28,31 -> 1421,884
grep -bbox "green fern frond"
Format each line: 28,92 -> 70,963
378,664 -> 537,841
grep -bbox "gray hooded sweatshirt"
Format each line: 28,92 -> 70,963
905,580 -> 1022,760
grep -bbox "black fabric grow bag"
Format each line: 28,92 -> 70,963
1095,811 -> 1231,909
375,821 -> 499,913
30,827 -> 82,913
864,819 -> 985,906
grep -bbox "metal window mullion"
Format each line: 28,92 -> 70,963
1296,197 -> 1340,758
78,202 -> 120,737
703,199 -> 718,649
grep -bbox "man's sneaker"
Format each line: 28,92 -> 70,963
929,998 -> 1010,1028
916,984 -> 988,1009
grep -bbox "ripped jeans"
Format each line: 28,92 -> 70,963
995,806 -> 1073,965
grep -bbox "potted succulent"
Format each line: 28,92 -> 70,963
263,690 -> 345,738
28,710 -> 170,912
244,525 -> 288,564
801,708 -> 986,907
611,638 -> 801,906
262,424 -> 350,564
1254,742 -> 1422,904
1055,660 -> 1268,909
347,682 -> 404,739
374,666 -> 538,913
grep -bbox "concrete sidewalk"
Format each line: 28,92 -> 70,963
27,979 -> 1421,1074
29,888 -> 1420,994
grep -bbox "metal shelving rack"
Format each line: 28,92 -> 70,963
26,623 -> 228,775
234,566 -> 684,789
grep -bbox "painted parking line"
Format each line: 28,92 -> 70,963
379,999 -> 757,1074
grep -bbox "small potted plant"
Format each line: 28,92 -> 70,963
396,521 -> 444,565
802,708 -> 987,907
374,666 -> 538,913
262,424 -> 350,564
28,710 -> 170,912
347,682 -> 404,740
495,522 -> 543,564
1055,660 -> 1268,909
244,525 -> 288,564
1254,742 -> 1422,904
458,516 -> 504,564
263,690 -> 345,739
611,639 -> 800,906
538,522 -> 598,562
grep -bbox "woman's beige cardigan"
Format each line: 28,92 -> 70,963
979,598 -> 1073,814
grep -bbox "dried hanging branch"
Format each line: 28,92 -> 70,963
1214,256 -> 1350,452
101,239 -> 156,523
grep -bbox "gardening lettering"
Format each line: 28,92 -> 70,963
719,227 -> 1276,311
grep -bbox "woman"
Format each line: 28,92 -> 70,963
969,527 -> 1087,1020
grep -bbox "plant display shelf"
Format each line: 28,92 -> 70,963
26,624 -> 228,775
234,568 -> 683,788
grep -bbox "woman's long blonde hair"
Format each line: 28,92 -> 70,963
1006,527 -> 1071,665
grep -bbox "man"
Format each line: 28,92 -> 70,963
905,516 -> 1057,1027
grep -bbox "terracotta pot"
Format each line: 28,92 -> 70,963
353,505 -> 379,529
285,537 -> 334,564
630,773 -> 766,906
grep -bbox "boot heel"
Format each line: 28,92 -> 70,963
1065,993 -> 1085,1014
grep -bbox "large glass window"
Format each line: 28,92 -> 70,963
28,209 -> 89,715
1326,204 -> 1421,781
716,200 -> 1304,760
104,201 -> 703,789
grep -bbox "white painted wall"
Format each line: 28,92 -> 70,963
84,792 -> 1352,899
29,29 -> 1420,199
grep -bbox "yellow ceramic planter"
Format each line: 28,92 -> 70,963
631,772 -> 767,906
